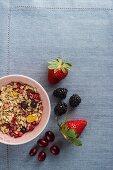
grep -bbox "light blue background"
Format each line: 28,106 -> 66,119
0,0 -> 113,170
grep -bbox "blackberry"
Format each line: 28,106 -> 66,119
54,102 -> 67,116
69,94 -> 81,108
20,126 -> 27,134
53,88 -> 68,99
21,101 -> 28,110
30,100 -> 37,108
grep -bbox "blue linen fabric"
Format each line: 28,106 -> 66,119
0,0 -> 113,170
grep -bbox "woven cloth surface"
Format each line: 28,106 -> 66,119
0,0 -> 113,170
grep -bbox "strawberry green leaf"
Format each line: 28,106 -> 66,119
48,65 -> 58,69
65,129 -> 77,138
62,63 -> 72,70
48,58 -> 63,70
69,138 -> 82,146
48,59 -> 57,63
56,58 -> 63,65
62,67 -> 66,73
65,63 -> 72,67
61,124 -> 69,134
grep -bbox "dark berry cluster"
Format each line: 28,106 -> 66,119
53,88 -> 81,116
53,88 -> 68,99
69,94 -> 81,107
29,131 -> 60,161
54,102 -> 67,116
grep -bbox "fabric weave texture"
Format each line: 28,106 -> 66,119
0,0 -> 113,170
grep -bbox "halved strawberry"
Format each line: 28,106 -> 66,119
48,58 -> 72,84
58,119 -> 87,146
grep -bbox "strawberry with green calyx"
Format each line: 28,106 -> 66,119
48,58 -> 72,84
58,119 -> 87,146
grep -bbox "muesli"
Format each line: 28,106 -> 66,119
0,82 -> 43,138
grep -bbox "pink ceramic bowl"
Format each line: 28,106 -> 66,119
0,75 -> 51,145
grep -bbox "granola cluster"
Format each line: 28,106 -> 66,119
0,82 -> 43,138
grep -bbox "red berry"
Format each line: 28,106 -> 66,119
9,124 -> 14,128
28,125 -> 35,131
18,131 -> 23,137
27,89 -> 34,94
33,93 -> 40,100
37,138 -> 48,147
27,89 -> 34,99
48,70 -> 60,84
6,123 -> 10,128
54,69 -> 68,80
48,58 -> 72,84
16,82 -> 21,88
9,132 -> 14,137
14,134 -> 19,138
12,116 -> 17,122
18,89 -> 23,94
45,131 -> 55,142
38,151 -> 46,161
32,121 -> 40,126
29,146 -> 38,156
13,126 -> 17,131
50,145 -> 60,155
9,129 -> 12,132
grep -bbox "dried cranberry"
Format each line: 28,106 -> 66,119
32,121 -> 39,126
14,134 -> 19,138
28,125 -> 35,131
32,121 -> 37,126
50,145 -> 60,155
45,131 -> 55,142
12,116 -> 17,122
37,138 -> 48,147
18,131 -> 23,137
27,89 -> 34,94
21,110 -> 27,116
18,103 -> 21,108
9,132 -> 14,137
18,89 -> 23,94
9,130 -> 13,133
38,151 -> 46,161
29,146 -> 38,156
12,126 -> 17,131
16,82 -> 21,87
33,93 -> 40,100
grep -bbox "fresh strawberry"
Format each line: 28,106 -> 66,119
54,69 -> 68,80
48,69 -> 59,84
58,119 -> 87,146
48,58 -> 72,84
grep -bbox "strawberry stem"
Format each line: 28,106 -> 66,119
56,116 -> 60,126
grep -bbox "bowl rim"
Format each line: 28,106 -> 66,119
0,74 -> 51,145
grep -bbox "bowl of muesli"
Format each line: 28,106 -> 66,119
0,75 -> 51,145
